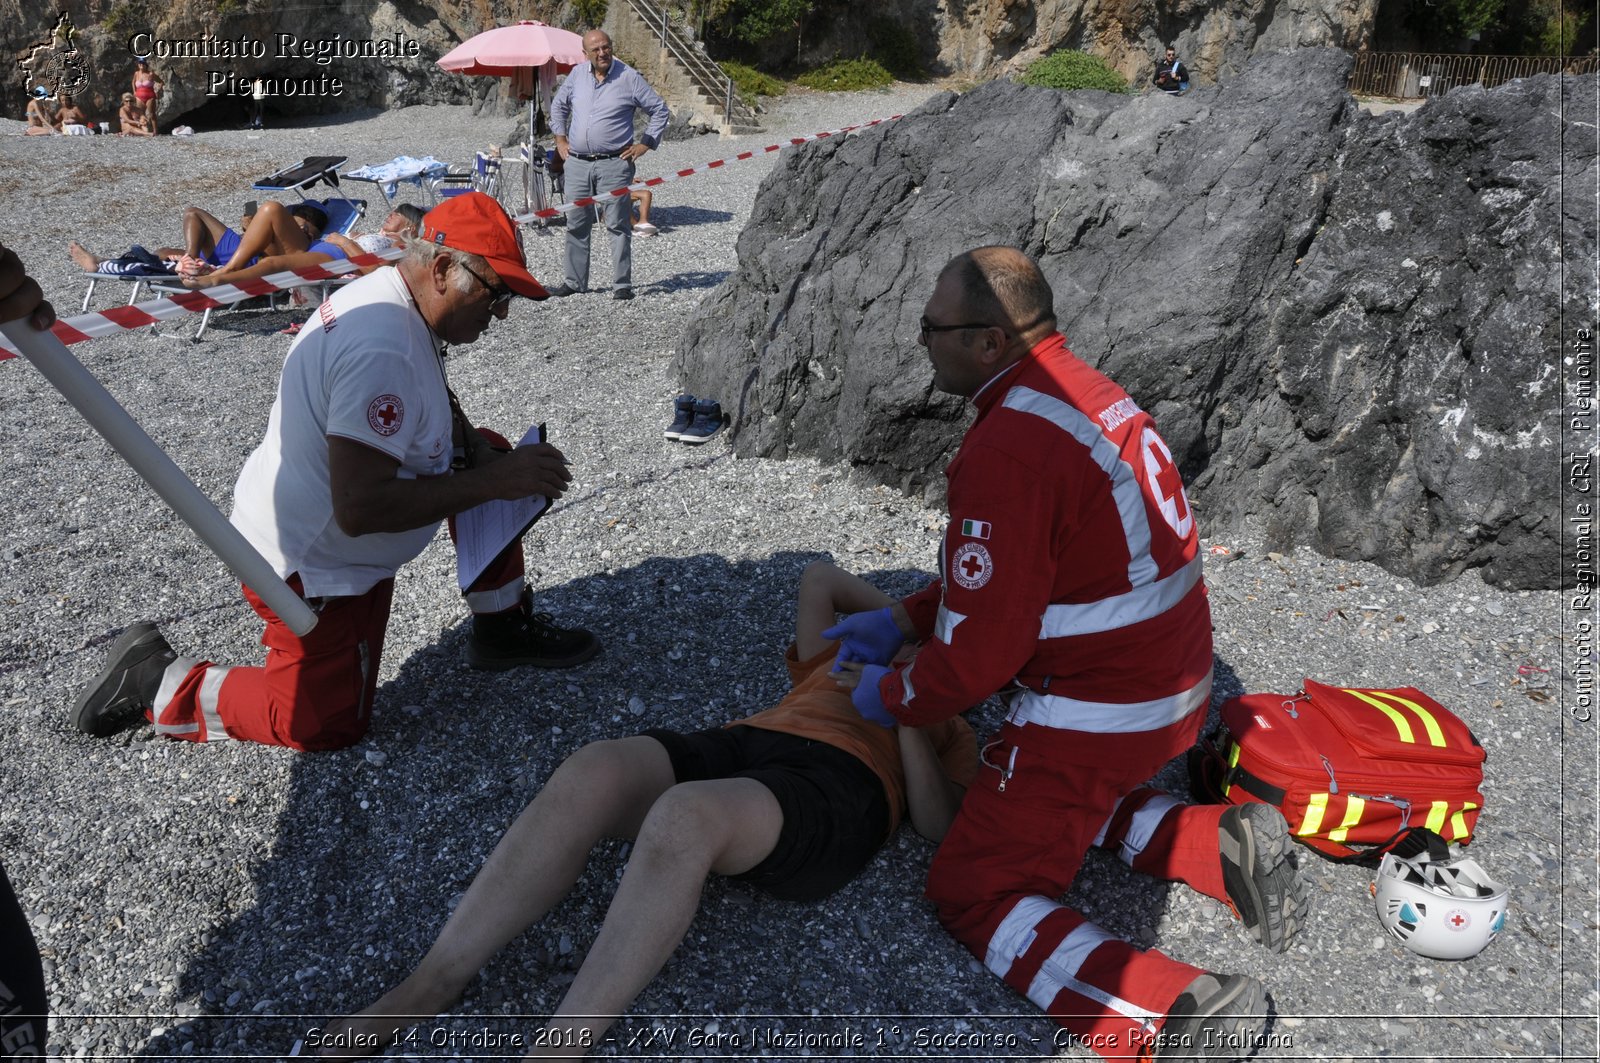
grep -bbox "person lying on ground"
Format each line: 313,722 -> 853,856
353,204 -> 426,254
317,559 -> 976,1060
118,93 -> 152,136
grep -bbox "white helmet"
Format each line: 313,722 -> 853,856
1373,843 -> 1508,960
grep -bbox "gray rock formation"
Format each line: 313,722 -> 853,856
674,48 -> 1592,590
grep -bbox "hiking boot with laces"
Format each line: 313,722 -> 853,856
468,608 -> 601,671
1218,803 -> 1307,951
678,398 -> 724,445
71,622 -> 177,737
1152,972 -> 1268,1060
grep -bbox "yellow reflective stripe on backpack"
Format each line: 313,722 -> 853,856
1426,800 -> 1450,834
1327,795 -> 1366,842
1366,689 -> 1447,746
1298,793 -> 1329,836
1341,688 -> 1448,747
1222,741 -> 1242,798
1449,801 -> 1478,840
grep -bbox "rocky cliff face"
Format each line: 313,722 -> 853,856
673,49 -> 1592,590
4,0 -> 556,126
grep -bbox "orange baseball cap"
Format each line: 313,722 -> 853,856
419,191 -> 546,299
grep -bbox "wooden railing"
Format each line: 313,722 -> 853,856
1350,50 -> 1598,99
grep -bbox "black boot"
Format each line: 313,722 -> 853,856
71,622 -> 177,736
468,602 -> 600,671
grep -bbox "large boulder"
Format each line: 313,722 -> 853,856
674,48 -> 1593,590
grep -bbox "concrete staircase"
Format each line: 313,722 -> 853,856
609,0 -> 763,135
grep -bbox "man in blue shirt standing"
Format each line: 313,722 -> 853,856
548,30 -> 670,301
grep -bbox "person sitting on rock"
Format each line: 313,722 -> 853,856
1153,46 -> 1190,94
316,559 -> 977,1060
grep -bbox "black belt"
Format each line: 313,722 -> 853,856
570,150 -> 623,161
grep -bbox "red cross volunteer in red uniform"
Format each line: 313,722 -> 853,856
828,247 -> 1308,1061
71,192 -> 600,752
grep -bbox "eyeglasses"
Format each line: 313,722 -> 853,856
458,262 -> 514,310
919,316 -> 998,345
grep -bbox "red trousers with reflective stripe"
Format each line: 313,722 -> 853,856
925,713 -> 1226,1059
151,462 -> 527,751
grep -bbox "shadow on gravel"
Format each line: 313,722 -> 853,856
134,550 -> 950,1058
649,206 -> 734,229
649,270 -> 731,294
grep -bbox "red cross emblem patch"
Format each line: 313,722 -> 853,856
367,394 -> 404,437
951,542 -> 994,590
1445,908 -> 1470,931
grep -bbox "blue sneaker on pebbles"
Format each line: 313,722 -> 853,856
664,395 -> 696,440
678,399 -> 724,445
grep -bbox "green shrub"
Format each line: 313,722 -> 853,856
573,0 -> 608,27
1020,49 -> 1129,93
103,2 -> 144,38
865,18 -> 924,80
722,59 -> 786,99
796,56 -> 894,91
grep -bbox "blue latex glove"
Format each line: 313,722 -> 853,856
822,606 -> 905,668
849,664 -> 897,728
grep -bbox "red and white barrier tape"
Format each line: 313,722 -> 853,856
1,113 -> 906,358
508,113 -> 905,225
0,247 -> 404,359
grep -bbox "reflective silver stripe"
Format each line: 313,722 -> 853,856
1039,555 -> 1202,639
1117,792 -> 1182,862
934,604 -> 967,644
985,895 -> 1058,977
152,657 -> 201,736
900,658 -> 917,704
196,665 -> 234,742
1002,386 -> 1158,587
1092,794 -> 1125,848
1028,921 -> 1161,1023
465,578 -> 524,614
1009,672 -> 1212,733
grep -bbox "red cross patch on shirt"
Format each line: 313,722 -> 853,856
951,541 -> 994,590
367,394 -> 404,437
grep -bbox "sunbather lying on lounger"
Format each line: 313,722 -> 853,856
315,560 -> 976,1060
352,204 -> 426,254
67,202 -> 261,277
179,201 -> 373,288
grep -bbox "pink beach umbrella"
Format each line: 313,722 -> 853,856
437,20 -> 584,77
438,21 -> 586,211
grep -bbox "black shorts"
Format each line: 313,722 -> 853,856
641,725 -> 890,902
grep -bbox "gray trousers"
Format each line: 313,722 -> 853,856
563,155 -> 634,292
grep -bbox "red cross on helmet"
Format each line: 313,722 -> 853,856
1373,843 -> 1508,960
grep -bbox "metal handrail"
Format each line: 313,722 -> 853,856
1350,50 -> 1598,99
622,0 -> 759,126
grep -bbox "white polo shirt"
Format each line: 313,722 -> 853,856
230,268 -> 454,599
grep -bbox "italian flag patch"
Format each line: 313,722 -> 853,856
960,519 -> 991,540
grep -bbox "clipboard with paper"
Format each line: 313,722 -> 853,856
454,423 -> 552,591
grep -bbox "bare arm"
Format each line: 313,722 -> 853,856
793,561 -> 897,660
328,435 -> 572,537
899,725 -> 966,841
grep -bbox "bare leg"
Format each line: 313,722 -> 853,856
320,737 -> 677,1059
181,207 -> 231,260
528,777 -> 784,1058
216,200 -> 308,272
67,242 -> 102,271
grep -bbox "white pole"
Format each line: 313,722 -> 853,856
0,319 -> 319,636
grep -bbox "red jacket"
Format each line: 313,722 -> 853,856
883,333 -> 1213,731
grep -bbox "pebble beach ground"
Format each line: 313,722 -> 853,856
0,82 -> 1593,1061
